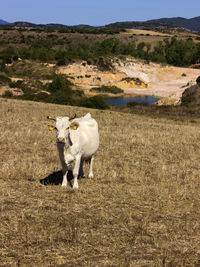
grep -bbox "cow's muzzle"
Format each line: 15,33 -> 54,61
57,137 -> 65,143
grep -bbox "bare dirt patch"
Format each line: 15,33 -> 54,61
0,85 -> 23,96
124,28 -> 171,36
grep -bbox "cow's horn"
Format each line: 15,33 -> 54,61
47,116 -> 56,121
69,114 -> 77,121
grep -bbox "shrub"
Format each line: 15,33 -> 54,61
127,101 -> 150,107
196,76 -> 200,85
0,74 -> 11,84
13,55 -> 19,61
55,50 -> 67,65
78,95 -> 109,109
9,80 -> 23,88
91,85 -> 123,94
0,62 -> 6,72
31,92 -> 50,102
57,58 -> 66,66
2,90 -> 13,98
47,75 -> 72,94
48,90 -> 73,105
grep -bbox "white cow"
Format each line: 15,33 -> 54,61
48,113 -> 99,189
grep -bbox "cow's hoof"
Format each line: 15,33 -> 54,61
73,184 -> 79,190
88,174 -> 93,179
61,183 -> 67,187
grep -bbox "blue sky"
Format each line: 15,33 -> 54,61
2,0 -> 200,26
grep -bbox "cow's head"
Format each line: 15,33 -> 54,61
47,114 -> 79,144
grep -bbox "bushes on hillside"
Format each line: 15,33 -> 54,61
9,80 -> 23,88
1,35 -> 199,67
90,85 -> 123,94
3,74 -> 109,110
47,75 -> 72,93
127,101 -> 150,107
2,90 -> 13,98
0,73 -> 11,84
0,46 -> 18,64
78,95 -> 109,109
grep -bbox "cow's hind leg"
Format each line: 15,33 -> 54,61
78,159 -> 85,178
88,156 -> 94,178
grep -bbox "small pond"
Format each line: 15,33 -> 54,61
105,96 -> 160,107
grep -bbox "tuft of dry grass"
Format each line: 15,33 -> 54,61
1,98 -> 200,266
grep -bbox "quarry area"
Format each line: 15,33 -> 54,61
57,57 -> 200,105
0,57 -> 199,106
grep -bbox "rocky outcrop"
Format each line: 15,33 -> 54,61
181,80 -> 200,106
156,91 -> 182,106
156,78 -> 200,106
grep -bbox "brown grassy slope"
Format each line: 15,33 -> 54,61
1,98 -> 200,266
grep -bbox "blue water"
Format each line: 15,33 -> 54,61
105,96 -> 160,107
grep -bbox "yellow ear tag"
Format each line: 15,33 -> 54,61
49,126 -> 54,131
73,125 -> 77,130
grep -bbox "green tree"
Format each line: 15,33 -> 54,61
47,75 -> 72,94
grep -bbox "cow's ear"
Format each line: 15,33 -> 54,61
70,121 -> 79,130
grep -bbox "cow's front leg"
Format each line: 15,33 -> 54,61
57,143 -> 68,187
73,155 -> 81,189
62,168 -> 68,186
61,165 -> 68,187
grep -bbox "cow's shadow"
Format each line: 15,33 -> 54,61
40,170 -> 85,187
40,170 -> 74,186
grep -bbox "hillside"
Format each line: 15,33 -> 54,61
1,98 -> 200,266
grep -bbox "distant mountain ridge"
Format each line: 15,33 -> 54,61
147,16 -> 200,32
0,19 -> 9,24
0,21 -> 93,29
0,16 -> 199,32
106,16 -> 200,32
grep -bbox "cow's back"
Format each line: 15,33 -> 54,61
71,115 -> 99,159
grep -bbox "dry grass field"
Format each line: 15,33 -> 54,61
1,98 -> 200,266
